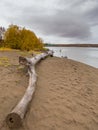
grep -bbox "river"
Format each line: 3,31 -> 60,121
46,47 -> 98,68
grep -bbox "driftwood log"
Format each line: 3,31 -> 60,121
6,51 -> 53,128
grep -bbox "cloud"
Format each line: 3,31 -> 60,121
29,9 -> 91,39
28,0 -> 92,40
4,1 -> 91,40
85,4 -> 98,26
0,0 -> 98,43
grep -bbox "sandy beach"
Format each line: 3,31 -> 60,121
0,51 -> 98,130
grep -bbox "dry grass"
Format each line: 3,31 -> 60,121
0,47 -> 12,51
0,57 -> 10,67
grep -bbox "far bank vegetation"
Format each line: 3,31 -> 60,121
2,25 -> 44,51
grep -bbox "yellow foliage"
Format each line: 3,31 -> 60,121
4,25 -> 44,51
0,57 -> 10,67
0,47 -> 12,51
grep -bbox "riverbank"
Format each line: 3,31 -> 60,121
46,47 -> 98,68
0,51 -> 98,130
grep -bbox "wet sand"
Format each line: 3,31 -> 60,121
0,51 -> 98,130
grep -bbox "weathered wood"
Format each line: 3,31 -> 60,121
6,51 -> 53,128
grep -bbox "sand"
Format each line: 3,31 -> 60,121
0,51 -> 98,130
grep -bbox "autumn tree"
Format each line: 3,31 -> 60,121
20,28 -> 42,51
4,25 -> 21,49
4,25 -> 44,51
34,38 -> 44,50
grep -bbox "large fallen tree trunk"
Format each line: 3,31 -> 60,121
6,51 -> 53,128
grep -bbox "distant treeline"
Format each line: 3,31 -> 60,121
45,43 -> 98,47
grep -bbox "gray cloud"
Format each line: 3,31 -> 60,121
57,0 -> 86,8
85,5 -> 98,26
0,0 -> 98,43
5,3 -> 91,40
30,10 -> 90,39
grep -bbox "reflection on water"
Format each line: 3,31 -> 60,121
47,47 -> 98,68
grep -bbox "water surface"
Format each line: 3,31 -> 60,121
47,47 -> 98,68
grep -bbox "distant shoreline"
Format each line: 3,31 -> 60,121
45,44 -> 98,47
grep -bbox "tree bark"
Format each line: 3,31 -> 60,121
6,51 -> 53,128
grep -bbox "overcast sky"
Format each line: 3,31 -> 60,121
0,0 -> 98,44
